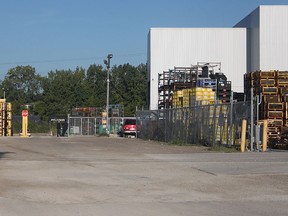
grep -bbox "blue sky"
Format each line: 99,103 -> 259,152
0,0 -> 287,78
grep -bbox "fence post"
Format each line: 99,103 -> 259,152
250,88 -> 254,151
229,91 -> 234,146
212,103 -> 217,146
241,119 -> 247,152
67,114 -> 70,137
262,120 -> 268,152
95,118 -> 97,135
164,109 -> 168,142
88,118 -> 90,136
255,95 -> 260,151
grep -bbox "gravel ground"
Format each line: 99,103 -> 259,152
0,136 -> 288,216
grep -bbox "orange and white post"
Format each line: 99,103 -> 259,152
21,110 -> 29,138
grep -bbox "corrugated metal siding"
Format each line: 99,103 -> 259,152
148,28 -> 246,110
260,6 -> 288,71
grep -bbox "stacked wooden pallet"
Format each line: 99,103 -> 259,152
244,70 -> 288,142
0,99 -> 13,137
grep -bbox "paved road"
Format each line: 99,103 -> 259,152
0,136 -> 288,216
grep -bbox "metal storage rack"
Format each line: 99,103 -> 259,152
158,62 -> 224,109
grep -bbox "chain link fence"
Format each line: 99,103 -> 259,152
136,101 -> 250,146
67,116 -> 135,136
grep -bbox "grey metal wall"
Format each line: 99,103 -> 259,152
235,5 -> 288,72
234,7 -> 260,73
148,28 -> 247,110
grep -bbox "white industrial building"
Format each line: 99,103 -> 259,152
147,5 -> 288,110
147,28 -> 246,110
235,5 -> 288,73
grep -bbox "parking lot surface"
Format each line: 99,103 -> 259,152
0,136 -> 288,216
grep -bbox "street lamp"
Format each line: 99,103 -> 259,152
104,54 -> 113,134
2,88 -> 6,100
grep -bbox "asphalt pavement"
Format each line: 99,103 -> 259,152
0,136 -> 288,216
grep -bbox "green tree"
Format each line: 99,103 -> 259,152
110,63 -> 147,116
0,65 -> 42,114
84,64 -> 106,107
40,67 -> 86,119
0,63 -> 148,119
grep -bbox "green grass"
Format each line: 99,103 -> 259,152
167,140 -> 199,146
167,140 -> 189,146
208,145 -> 240,153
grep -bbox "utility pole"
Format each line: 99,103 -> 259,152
104,54 -> 113,134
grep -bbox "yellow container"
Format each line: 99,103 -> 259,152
201,91 -> 215,96
182,89 -> 192,94
202,100 -> 215,105
207,95 -> 216,101
202,88 -> 213,92
176,90 -> 183,97
7,103 -> 12,111
191,95 -> 202,101
191,91 -> 203,96
192,87 -> 204,92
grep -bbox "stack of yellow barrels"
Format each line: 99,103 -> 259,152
0,99 -> 13,136
172,87 -> 215,108
172,90 -> 183,108
190,87 -> 215,106
182,89 -> 192,107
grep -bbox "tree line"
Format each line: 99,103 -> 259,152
0,63 -> 148,120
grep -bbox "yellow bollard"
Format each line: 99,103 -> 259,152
240,119 -> 247,152
262,120 -> 268,152
21,110 -> 29,138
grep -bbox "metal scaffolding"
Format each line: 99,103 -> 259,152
158,62 -> 222,109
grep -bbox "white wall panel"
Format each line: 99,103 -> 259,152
148,28 -> 246,110
235,5 -> 288,72
260,6 -> 288,71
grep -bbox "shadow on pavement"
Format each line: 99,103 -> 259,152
0,152 -> 15,159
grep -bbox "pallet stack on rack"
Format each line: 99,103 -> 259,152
217,81 -> 232,103
158,67 -> 197,109
244,70 -> 288,143
0,99 -> 13,137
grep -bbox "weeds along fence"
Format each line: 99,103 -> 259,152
136,101 -> 250,146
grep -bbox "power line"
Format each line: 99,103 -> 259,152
0,53 -> 146,66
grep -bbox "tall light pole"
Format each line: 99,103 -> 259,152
2,88 -> 6,100
104,54 -> 113,134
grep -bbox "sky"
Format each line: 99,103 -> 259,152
0,0 -> 288,79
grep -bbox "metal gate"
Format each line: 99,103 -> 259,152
67,116 -> 135,136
